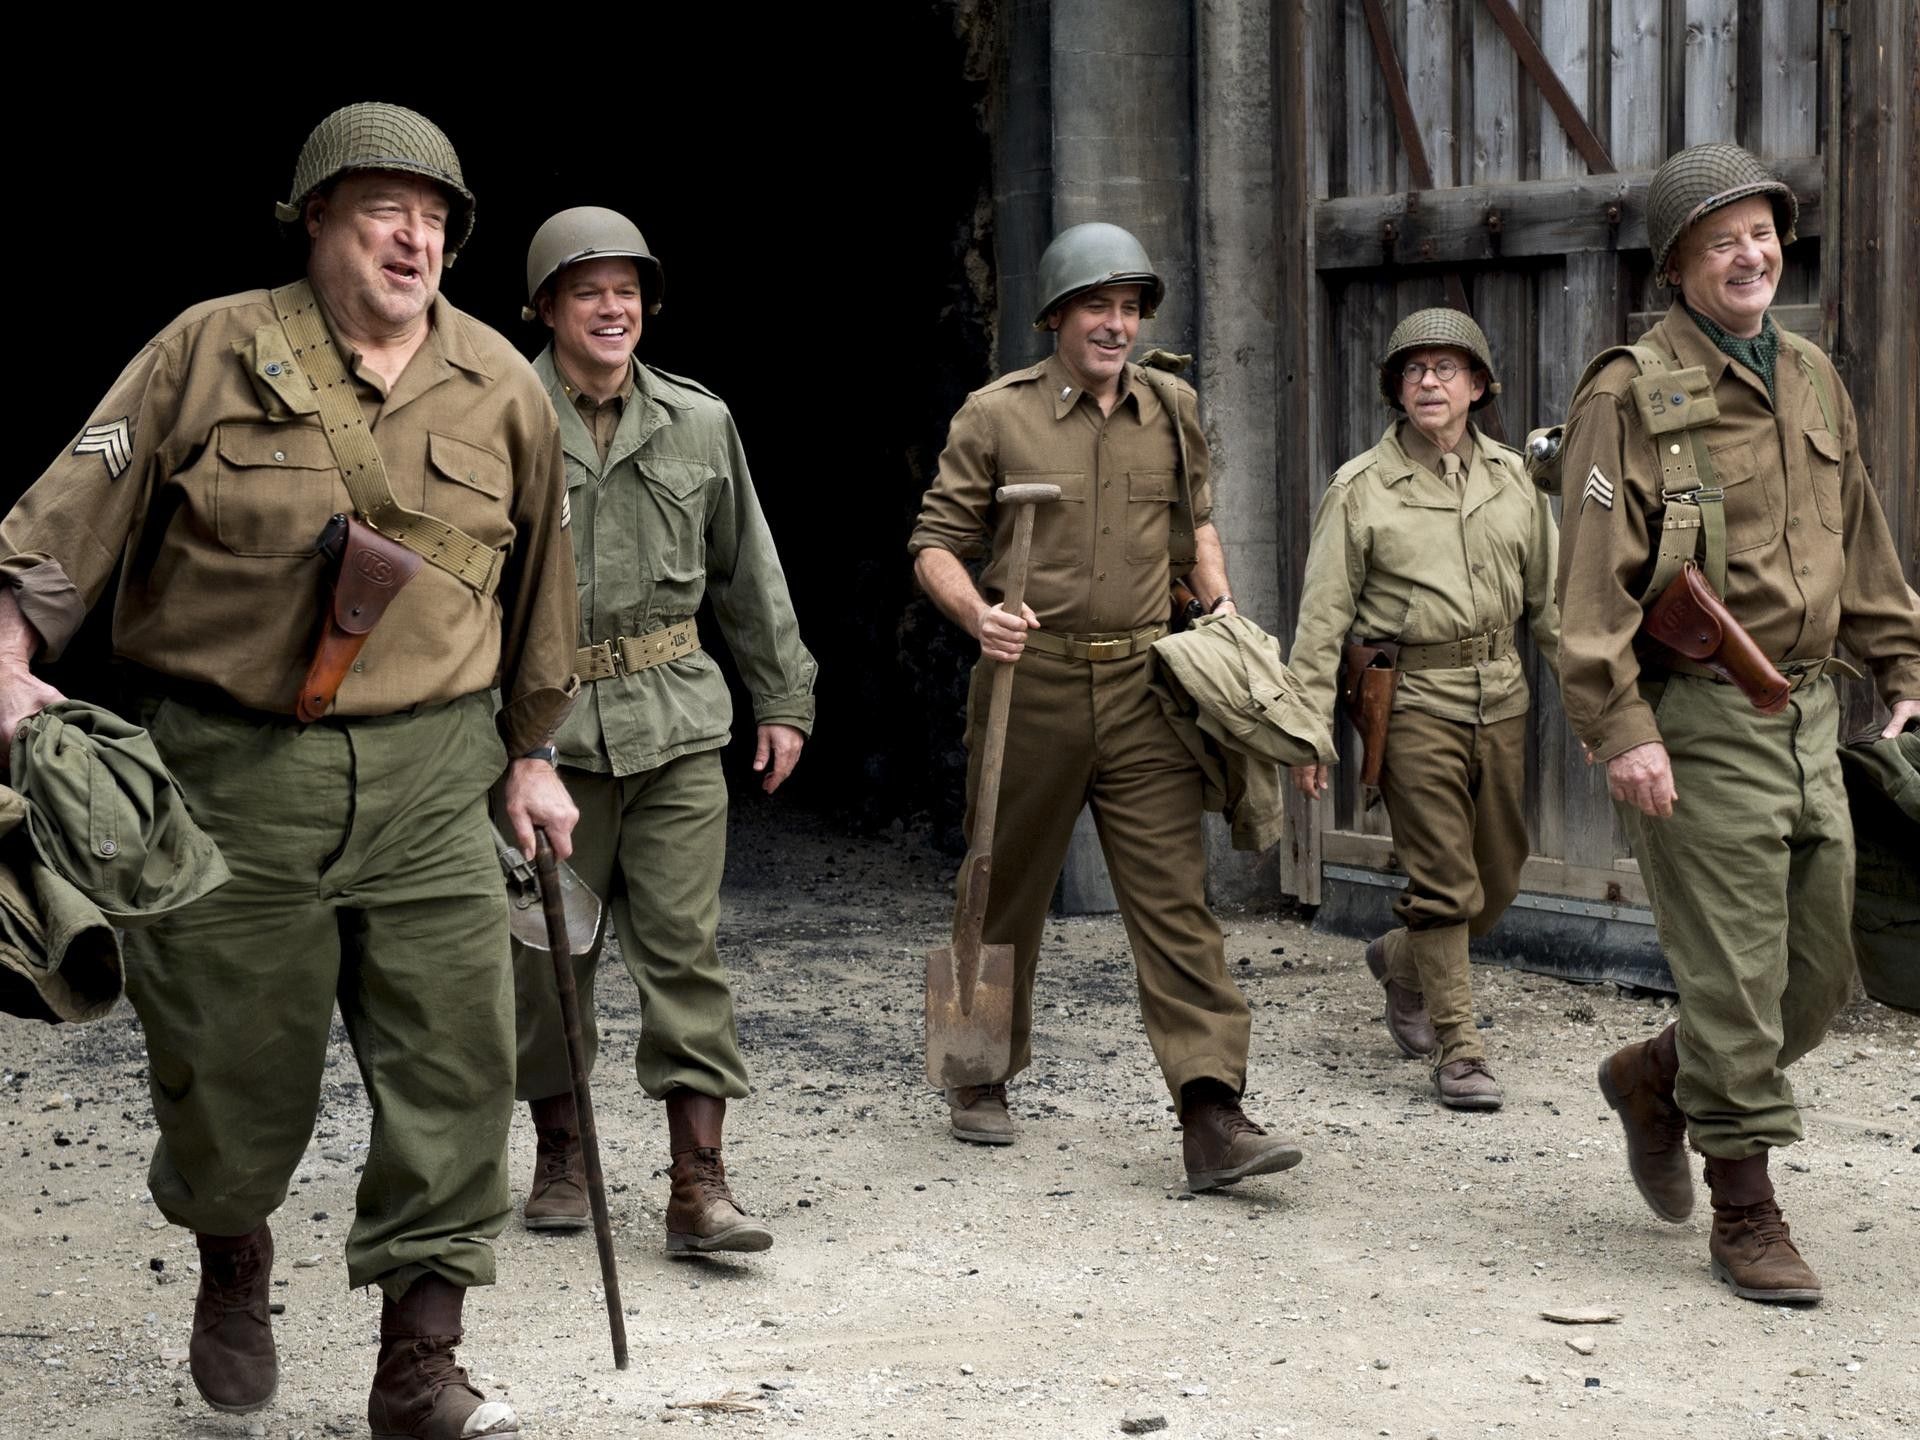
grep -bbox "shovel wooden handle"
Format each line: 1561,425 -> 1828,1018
969,483 -> 1059,867
536,829 -> 629,1371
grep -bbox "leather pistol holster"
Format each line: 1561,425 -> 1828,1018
1339,640 -> 1400,787
298,515 -> 424,722
1643,561 -> 1790,715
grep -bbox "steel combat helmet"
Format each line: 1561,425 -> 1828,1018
1379,308 -> 1500,410
522,207 -> 664,321
1032,223 -> 1165,328
275,102 -> 476,261
1647,143 -> 1798,283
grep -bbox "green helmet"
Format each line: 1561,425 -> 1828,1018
1031,222 -> 1165,328
1647,143 -> 1798,283
521,207 -> 664,322
275,103 -> 476,261
1379,307 -> 1500,410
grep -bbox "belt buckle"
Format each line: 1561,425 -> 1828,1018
1083,638 -> 1125,662
607,637 -> 632,675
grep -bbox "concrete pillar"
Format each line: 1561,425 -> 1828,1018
993,0 -> 1055,373
1048,0 -> 1196,913
1195,0 -> 1280,907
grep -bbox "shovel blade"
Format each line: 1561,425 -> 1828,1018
925,940 -> 1016,1088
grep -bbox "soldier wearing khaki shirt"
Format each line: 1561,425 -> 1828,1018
911,222 -> 1303,1195
0,105 -> 575,1438
1290,310 -> 1560,1112
1562,145 -> 1919,1307
504,208 -> 815,1258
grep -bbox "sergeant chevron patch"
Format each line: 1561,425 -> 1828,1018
1581,464 -> 1615,511
560,490 -> 571,529
74,417 -> 133,479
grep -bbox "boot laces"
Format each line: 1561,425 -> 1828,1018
1211,1103 -> 1266,1140
198,1244 -> 265,1314
534,1144 -> 578,1187
687,1148 -> 740,1208
402,1335 -> 479,1401
1740,1201 -> 1792,1249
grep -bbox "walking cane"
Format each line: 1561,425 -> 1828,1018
534,827 -> 629,1370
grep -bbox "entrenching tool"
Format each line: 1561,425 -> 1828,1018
925,482 -> 1061,1088
534,828 -> 629,1371
496,827 -> 602,953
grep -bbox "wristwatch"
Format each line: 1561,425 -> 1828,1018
523,744 -> 558,764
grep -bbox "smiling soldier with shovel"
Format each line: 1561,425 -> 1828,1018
910,223 -> 1304,1193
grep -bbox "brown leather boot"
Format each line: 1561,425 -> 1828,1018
1434,1057 -> 1504,1111
1703,1153 -> 1822,1304
1178,1080 -> 1305,1192
664,1090 -> 773,1256
1597,1023 -> 1693,1222
522,1092 -> 588,1232
947,1082 -> 1017,1144
190,1225 -> 277,1414
367,1274 -> 519,1439
1365,935 -> 1436,1059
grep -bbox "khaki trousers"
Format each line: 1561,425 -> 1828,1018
127,692 -> 513,1300
962,647 -> 1251,1099
1375,708 -> 1530,1064
1624,675 -> 1856,1157
512,749 -> 749,1104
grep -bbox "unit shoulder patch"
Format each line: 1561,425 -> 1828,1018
1580,464 -> 1615,511
74,417 -> 133,479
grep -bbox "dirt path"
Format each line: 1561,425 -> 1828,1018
4,804 -> 1915,1439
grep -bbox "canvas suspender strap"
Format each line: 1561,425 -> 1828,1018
269,281 -> 505,596
1596,341 -> 1728,602
1135,364 -> 1198,569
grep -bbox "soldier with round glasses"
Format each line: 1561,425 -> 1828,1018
1288,308 -> 1561,1112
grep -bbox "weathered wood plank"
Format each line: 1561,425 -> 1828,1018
1609,0 -> 1666,170
1343,0 -> 1395,197
1537,0 -> 1596,179
1680,0 -> 1739,144
1404,0 -> 1456,189
1311,153 -> 1823,269
1470,0 -> 1524,184
1754,0 -> 1820,161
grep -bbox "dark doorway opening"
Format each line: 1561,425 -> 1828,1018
10,13 -> 994,835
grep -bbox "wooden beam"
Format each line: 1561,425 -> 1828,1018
1312,154 -> 1823,269
1320,830 -> 1650,908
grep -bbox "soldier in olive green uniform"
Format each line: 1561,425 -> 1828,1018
1560,144 -> 1919,1304
508,208 -> 815,1255
0,105 -> 578,1438
1289,310 -> 1560,1112
911,222 -> 1303,1194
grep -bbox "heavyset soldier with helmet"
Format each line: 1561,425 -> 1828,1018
0,103 -> 579,1436
909,222 -> 1305,1192
504,206 -> 815,1256
1288,309 -> 1560,1112
1559,143 -> 1919,1304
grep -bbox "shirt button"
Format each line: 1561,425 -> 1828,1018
273,450 -> 286,462
99,839 -> 118,857
1800,565 -> 1810,575
1097,572 -> 1106,581
1789,516 -> 1800,527
1102,525 -> 1111,534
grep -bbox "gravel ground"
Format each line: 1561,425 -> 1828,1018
3,801 -> 1915,1439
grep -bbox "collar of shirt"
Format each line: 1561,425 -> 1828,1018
1042,352 -> 1153,424
1682,302 -> 1779,401
1396,421 -> 1476,482
557,361 -> 637,419
1668,301 -> 1778,405
338,295 -> 490,408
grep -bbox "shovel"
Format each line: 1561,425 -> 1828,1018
926,482 -> 1060,1088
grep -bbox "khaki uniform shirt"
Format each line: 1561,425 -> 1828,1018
1557,303 -> 1920,762
1289,420 -> 1561,727
540,351 -> 816,777
0,290 -> 577,754
909,354 -> 1212,635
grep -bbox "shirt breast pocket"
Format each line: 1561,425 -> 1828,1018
1124,469 -> 1176,563
425,433 -> 516,550
638,455 -> 714,581
1007,470 -> 1085,565
1803,428 -> 1844,534
1705,439 -> 1777,555
212,423 -> 347,557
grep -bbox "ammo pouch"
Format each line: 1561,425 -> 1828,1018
1339,641 -> 1399,787
1642,561 -> 1790,715
298,515 -> 424,722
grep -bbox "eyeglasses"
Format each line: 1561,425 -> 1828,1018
1401,358 -> 1465,384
